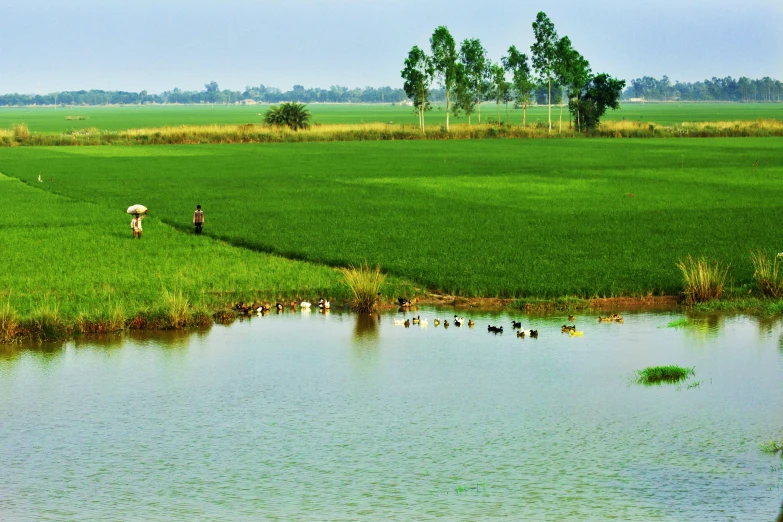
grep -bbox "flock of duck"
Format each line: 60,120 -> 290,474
234,298 -> 331,315
393,309 -> 625,339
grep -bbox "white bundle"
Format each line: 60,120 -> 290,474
126,204 -> 148,215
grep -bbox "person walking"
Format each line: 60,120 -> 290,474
131,213 -> 144,239
193,204 -> 204,234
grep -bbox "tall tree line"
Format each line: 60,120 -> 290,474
623,76 -> 783,102
401,12 -> 625,132
0,84 -> 410,107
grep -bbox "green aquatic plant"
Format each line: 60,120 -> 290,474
635,365 -> 694,385
760,439 -> 783,455
665,318 -> 690,328
161,289 -> 191,329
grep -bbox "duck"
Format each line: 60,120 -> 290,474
412,316 -> 420,325
569,330 -> 584,336
398,297 -> 412,307
511,320 -> 522,329
419,318 -> 428,327
487,325 -> 503,333
529,329 -> 538,338
256,303 -> 271,312
516,330 -> 525,338
443,320 -> 449,328
468,319 -> 475,327
598,316 -> 609,322
299,301 -> 312,309
318,298 -> 330,309
404,319 -> 411,328
394,319 -> 404,326
434,318 -> 441,326
568,315 -> 575,322
454,315 -> 464,327
561,324 -> 576,333
275,302 -> 284,312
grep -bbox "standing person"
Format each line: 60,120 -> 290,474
193,205 -> 204,234
131,213 -> 144,239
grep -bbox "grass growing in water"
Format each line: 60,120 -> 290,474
677,255 -> 729,303
160,289 -> 190,329
0,299 -> 20,343
666,318 -> 690,328
340,262 -> 386,312
636,365 -> 695,385
761,439 -> 783,454
750,250 -> 783,298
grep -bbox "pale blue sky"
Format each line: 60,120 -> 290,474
1,0 -> 780,94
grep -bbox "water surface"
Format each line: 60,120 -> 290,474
1,310 -> 782,520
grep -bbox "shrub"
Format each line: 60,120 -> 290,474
340,262 -> 386,312
750,249 -> 783,298
263,102 -> 311,131
677,255 -> 729,303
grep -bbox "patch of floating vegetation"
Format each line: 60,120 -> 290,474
635,365 -> 695,385
760,440 -> 783,455
665,318 -> 690,328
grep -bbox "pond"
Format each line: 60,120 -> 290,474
1,309 -> 782,520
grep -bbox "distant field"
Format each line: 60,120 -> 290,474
2,138 -> 781,306
0,102 -> 780,133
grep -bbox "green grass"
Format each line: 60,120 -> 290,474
0,171 -> 415,326
761,439 -> 783,454
635,365 -> 695,385
666,318 -> 690,328
1,138 -> 782,306
0,102 -> 780,133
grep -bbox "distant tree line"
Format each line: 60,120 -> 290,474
622,76 -> 782,102
401,12 -> 625,132
0,82 -> 411,107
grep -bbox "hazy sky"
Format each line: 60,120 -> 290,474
1,0 -> 781,94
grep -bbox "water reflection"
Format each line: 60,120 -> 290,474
353,312 -> 380,342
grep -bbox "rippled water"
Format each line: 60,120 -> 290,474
1,310 -> 783,520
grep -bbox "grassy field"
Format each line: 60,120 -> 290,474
2,138 -> 781,318
0,102 -> 780,133
0,170 -> 413,330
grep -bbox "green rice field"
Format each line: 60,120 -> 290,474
2,137 -> 781,321
0,102 -> 781,133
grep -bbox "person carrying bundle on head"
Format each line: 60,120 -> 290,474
131,213 -> 144,239
193,204 -> 204,234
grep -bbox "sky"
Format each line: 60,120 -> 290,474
1,0 -> 781,94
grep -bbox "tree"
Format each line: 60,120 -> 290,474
531,11 -> 558,133
502,46 -> 535,127
430,26 -> 459,132
401,45 -> 434,131
263,102 -> 311,131
204,81 -> 219,104
489,62 -> 510,125
572,73 -> 625,130
459,38 -> 489,124
452,62 -> 476,123
554,36 -> 591,132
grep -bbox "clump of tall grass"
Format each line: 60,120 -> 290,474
340,262 -> 386,312
0,299 -> 20,343
13,124 -> 30,142
161,288 -> 191,329
677,255 -> 729,303
750,249 -> 783,298
636,365 -> 694,385
29,297 -> 66,340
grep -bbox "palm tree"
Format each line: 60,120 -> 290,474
263,102 -> 311,131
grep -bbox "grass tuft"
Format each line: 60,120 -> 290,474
0,299 -> 20,343
677,255 -> 729,303
751,249 -> 783,298
636,365 -> 695,385
161,288 -> 191,329
12,123 -> 30,142
666,318 -> 690,328
340,262 -> 386,312
29,296 -> 66,340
